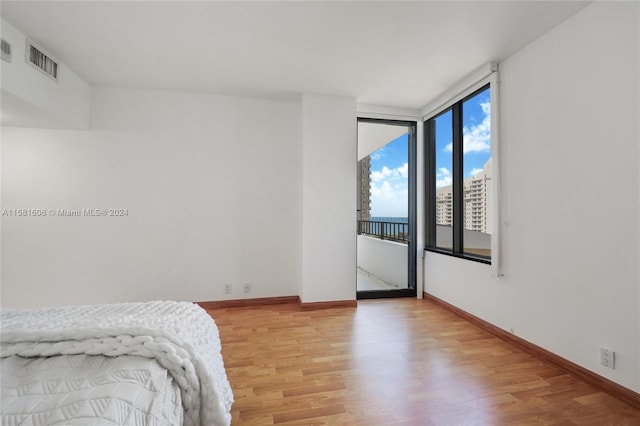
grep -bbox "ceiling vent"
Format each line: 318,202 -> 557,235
1,39 -> 11,62
26,39 -> 58,81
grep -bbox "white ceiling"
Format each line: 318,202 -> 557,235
1,1 -> 588,110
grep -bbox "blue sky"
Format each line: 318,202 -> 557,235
368,87 -> 491,217
436,87 -> 491,188
370,133 -> 408,217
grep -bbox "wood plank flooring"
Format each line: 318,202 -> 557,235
206,298 -> 640,425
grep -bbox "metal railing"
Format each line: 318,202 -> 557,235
357,220 -> 409,244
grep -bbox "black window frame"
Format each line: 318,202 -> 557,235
424,83 -> 491,265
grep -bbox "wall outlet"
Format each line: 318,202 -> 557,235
600,347 -> 615,369
224,284 -> 232,295
243,283 -> 251,293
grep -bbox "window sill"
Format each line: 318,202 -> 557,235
424,247 -> 491,265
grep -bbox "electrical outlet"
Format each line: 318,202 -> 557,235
244,283 -> 251,293
224,284 -> 232,295
600,347 -> 615,369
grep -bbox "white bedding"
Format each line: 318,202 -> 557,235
1,354 -> 183,425
0,301 -> 233,426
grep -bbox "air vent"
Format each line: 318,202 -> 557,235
25,39 -> 58,81
1,39 -> 11,62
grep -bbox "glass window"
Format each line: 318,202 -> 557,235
462,87 -> 491,258
425,84 -> 491,263
434,110 -> 453,250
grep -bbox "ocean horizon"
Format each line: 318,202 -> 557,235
370,216 -> 408,223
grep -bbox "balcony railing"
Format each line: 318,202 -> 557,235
358,220 -> 409,244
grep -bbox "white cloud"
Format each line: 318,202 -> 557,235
397,163 -> 408,178
436,167 -> 452,189
462,101 -> 491,154
369,163 -> 409,217
481,100 -> 490,115
370,183 -> 408,216
371,180 -> 394,200
371,163 -> 408,182
371,166 -> 392,182
437,167 -> 450,176
470,167 -> 483,176
441,101 -> 491,154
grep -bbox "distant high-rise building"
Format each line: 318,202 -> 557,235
436,158 -> 492,234
435,187 -> 453,226
358,156 -> 371,221
464,158 -> 492,234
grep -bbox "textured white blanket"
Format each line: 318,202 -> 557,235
0,301 -> 234,426
2,354 -> 184,425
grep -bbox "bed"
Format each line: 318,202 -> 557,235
0,301 -> 234,426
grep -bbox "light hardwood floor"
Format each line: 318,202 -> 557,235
206,299 -> 640,425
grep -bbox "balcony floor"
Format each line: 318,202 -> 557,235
357,267 -> 398,292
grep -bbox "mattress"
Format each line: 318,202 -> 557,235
1,354 -> 183,426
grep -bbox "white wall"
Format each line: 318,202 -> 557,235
357,235 -> 407,288
1,87 -> 302,307
301,93 -> 357,303
424,2 -> 640,392
1,18 -> 90,129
